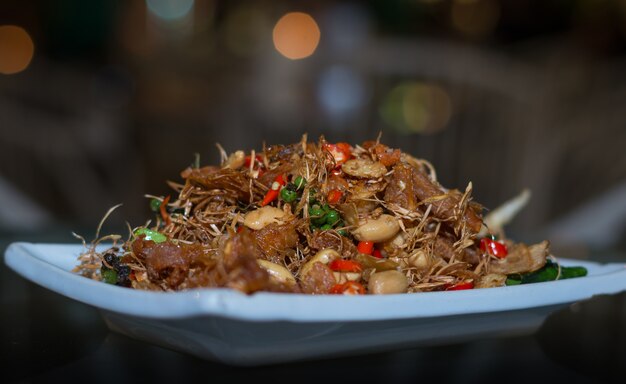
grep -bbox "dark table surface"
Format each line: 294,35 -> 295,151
2,227 -> 626,384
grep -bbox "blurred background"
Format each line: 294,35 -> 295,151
1,0 -> 625,258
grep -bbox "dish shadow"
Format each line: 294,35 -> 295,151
536,292 -> 626,382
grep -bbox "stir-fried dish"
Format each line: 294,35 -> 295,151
74,135 -> 587,295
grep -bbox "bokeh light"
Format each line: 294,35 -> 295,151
146,0 -> 195,21
317,65 -> 369,120
451,0 -> 500,39
380,82 -> 452,135
0,25 -> 35,75
272,12 -> 320,60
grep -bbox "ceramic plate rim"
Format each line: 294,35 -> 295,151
5,241 -> 626,322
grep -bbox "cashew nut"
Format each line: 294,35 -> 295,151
351,214 -> 401,242
300,248 -> 340,278
243,206 -> 286,230
257,260 -> 296,285
342,158 -> 388,179
368,270 -> 409,294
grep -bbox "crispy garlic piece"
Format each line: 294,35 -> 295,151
243,206 -> 286,230
342,158 -> 388,179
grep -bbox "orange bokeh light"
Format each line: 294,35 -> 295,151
272,12 -> 320,60
0,25 -> 35,75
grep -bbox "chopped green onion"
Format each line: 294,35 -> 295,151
309,204 -> 324,218
150,198 -> 161,212
280,188 -> 298,203
102,268 -> 118,285
294,176 -> 307,190
308,188 -> 318,204
325,210 -> 340,225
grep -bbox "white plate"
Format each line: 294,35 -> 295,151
5,241 -> 626,366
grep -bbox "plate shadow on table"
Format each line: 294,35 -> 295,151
1,271 -> 108,383
536,292 -> 626,383
2,235 -> 624,384
5,290 -> 623,384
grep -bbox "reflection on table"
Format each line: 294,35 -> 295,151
1,231 -> 625,383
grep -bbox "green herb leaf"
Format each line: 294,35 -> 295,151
134,227 -> 167,243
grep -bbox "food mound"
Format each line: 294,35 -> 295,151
74,135 -> 586,295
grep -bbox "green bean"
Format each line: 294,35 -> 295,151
560,266 -> 588,279
505,260 -> 588,285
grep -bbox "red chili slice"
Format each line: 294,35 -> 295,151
324,143 -> 352,166
159,195 -> 172,226
244,154 -> 263,168
479,237 -> 508,258
329,281 -> 365,295
357,241 -> 374,255
327,189 -> 343,204
446,281 -> 474,291
260,174 -> 287,206
328,259 -> 363,273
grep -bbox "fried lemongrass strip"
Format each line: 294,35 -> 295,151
73,204 -> 124,277
453,181 -> 475,235
72,136 -> 550,294
479,188 -> 532,238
